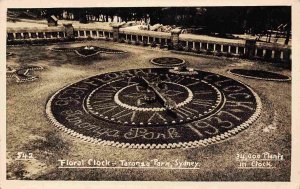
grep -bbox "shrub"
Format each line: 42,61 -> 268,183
192,48 -> 198,52
151,41 -> 157,47
184,45 -> 192,52
238,53 -> 246,59
206,48 -> 213,55
167,42 -> 174,50
119,38 -> 125,43
134,40 -> 140,46
142,39 -> 148,46
174,42 -> 184,51
160,41 -> 166,49
196,48 -> 203,54
215,51 -> 223,57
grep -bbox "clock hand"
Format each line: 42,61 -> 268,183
140,76 -> 177,110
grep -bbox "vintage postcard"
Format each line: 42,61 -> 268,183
1,0 -> 299,188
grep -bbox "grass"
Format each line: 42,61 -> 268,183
6,40 -> 291,181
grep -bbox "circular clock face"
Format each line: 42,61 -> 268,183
47,68 -> 261,149
86,74 -> 222,126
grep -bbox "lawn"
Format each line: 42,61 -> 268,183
6,40 -> 291,181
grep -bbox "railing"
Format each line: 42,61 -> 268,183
73,25 -> 113,39
6,25 -> 291,63
178,34 -> 291,61
7,27 -> 65,39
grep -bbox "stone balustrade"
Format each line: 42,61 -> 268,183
7,24 -> 291,63
7,27 -> 66,39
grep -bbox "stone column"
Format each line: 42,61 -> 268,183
170,28 -> 182,49
262,49 -> 266,57
271,50 -> 275,59
199,42 -> 202,49
221,45 -> 224,52
236,46 -> 239,54
63,23 -> 75,39
111,23 -> 123,41
213,44 -> 216,52
245,39 -> 256,58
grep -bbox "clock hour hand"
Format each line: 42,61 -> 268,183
140,76 -> 177,110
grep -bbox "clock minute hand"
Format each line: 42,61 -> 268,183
140,76 -> 177,110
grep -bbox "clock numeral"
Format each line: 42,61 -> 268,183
133,69 -> 150,76
99,73 -> 121,83
92,97 -> 111,104
186,81 -> 200,87
82,78 -> 104,87
112,110 -> 137,122
194,91 -> 213,95
226,101 -> 254,111
148,112 -> 167,123
228,92 -> 251,100
93,103 -> 118,114
191,99 -> 215,107
126,77 -> 138,85
106,83 -> 123,92
164,74 -> 171,82
92,93 -> 114,104
172,76 -> 185,84
70,85 -> 89,91
117,77 -> 138,86
214,79 -> 232,87
176,106 -> 198,118
100,89 -> 118,93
